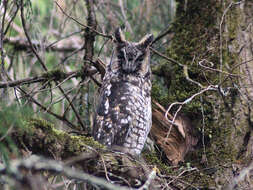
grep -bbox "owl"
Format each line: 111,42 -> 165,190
93,28 -> 153,155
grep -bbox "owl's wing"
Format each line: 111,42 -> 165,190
93,81 -> 133,147
93,91 -> 115,146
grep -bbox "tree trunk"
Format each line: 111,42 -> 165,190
167,0 -> 253,188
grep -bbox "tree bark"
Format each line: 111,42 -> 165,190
166,0 -> 253,188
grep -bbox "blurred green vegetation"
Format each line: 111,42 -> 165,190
3,0 -> 176,131
0,104 -> 33,164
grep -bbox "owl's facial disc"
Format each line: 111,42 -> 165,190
117,44 -> 145,74
114,28 -> 153,74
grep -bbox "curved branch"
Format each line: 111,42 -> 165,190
0,155 -> 132,190
20,0 -> 47,71
55,1 -> 112,40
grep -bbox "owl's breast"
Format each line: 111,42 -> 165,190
94,74 -> 152,153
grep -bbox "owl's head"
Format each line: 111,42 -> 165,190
114,28 -> 153,75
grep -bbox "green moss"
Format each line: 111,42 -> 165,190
143,152 -> 173,174
151,0 -> 221,120
151,79 -> 169,107
26,118 -> 105,155
67,135 -> 105,153
150,0 -> 243,187
227,5 -> 240,40
42,69 -> 67,81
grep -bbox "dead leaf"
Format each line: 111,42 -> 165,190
150,101 -> 199,165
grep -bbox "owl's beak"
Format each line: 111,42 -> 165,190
122,59 -> 137,73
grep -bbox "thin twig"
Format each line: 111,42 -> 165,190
0,155 -> 133,190
4,2 -> 19,35
167,167 -> 197,186
1,64 -> 78,129
100,154 -> 112,182
19,87 -> 77,129
21,0 -> 86,129
0,75 -> 46,88
60,46 -> 84,66
219,58 -> 253,86
118,0 -> 133,34
150,47 -> 184,67
20,0 -> 48,71
219,1 -> 242,83
4,37 -> 82,52
200,96 -> 208,164
0,0 -> 8,82
55,1 -> 112,40
151,25 -> 172,45
0,125 -> 14,142
46,30 -> 83,49
0,69 -> 98,89
199,59 -> 242,77
62,81 -> 87,117
165,85 -> 218,137
45,85 -> 76,113
138,167 -> 158,190
183,65 -> 204,88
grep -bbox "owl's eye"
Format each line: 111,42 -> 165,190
117,49 -> 125,59
136,54 -> 145,62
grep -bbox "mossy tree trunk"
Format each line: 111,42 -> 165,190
1,1 -> 252,189
165,0 -> 253,188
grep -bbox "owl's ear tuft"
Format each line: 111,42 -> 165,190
137,34 -> 154,49
114,27 -> 126,44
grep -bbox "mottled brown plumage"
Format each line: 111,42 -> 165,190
93,28 -> 153,155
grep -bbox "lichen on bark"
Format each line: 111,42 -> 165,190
150,0 -> 253,188
15,118 -> 105,159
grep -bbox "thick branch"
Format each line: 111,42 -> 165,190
1,119 -> 158,189
3,37 -> 81,52
0,155 -> 132,190
0,75 -> 46,88
83,0 -> 97,62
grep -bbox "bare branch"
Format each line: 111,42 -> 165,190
20,0 -> 87,130
55,1 -> 113,40
4,2 -> 20,35
151,47 -> 206,88
199,59 -> 242,77
0,75 -> 46,88
118,0 -> 133,34
137,167 -> 158,190
0,69 -> 97,89
3,36 -> 82,52
0,0 -> 8,82
0,155 -> 133,190
150,47 -> 184,67
151,25 -> 172,45
20,0 -> 48,71
18,87 -> 77,129
165,85 -> 218,130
